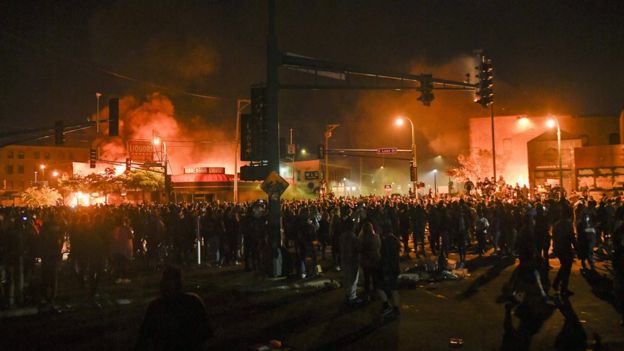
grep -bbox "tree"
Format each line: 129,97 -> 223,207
447,149 -> 508,182
120,170 -> 164,192
21,186 -> 62,206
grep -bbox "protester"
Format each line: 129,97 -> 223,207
136,265 -> 212,350
552,204 -> 576,297
378,222 -> 401,317
359,221 -> 381,301
339,213 -> 361,306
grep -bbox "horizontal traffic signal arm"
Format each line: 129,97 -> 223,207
280,52 -> 475,91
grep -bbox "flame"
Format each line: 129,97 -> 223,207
93,93 -> 237,175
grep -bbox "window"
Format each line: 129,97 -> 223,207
17,151 -> 24,159
44,152 -> 50,160
34,151 -> 40,159
6,165 -> 13,174
17,165 -> 24,174
7,151 -> 14,159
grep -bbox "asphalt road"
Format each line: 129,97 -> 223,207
2,251 -> 623,351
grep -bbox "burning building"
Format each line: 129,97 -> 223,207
469,112 -> 623,193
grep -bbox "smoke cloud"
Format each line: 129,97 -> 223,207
94,93 -> 236,175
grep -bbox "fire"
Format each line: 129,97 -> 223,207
68,191 -> 90,207
92,93 -> 237,175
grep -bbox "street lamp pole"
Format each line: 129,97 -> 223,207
556,121 -> 563,197
96,92 -> 102,134
324,124 -> 339,188
433,169 -> 438,196
546,118 -> 564,198
396,116 -> 417,196
234,99 -> 250,203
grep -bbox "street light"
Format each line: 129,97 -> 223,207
39,164 -> 46,179
395,116 -> 417,196
52,170 -> 59,178
433,169 -> 438,196
546,117 -> 563,198
96,92 -> 102,133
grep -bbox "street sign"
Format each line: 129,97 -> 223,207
287,144 -> 296,155
261,171 -> 289,197
377,147 -> 397,154
304,171 -> 319,180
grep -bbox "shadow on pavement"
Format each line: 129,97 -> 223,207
311,314 -> 399,351
459,255 -> 516,299
500,298 -> 556,351
555,295 -> 588,351
580,269 -> 618,312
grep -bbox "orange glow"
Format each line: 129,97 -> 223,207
93,94 -> 238,176
39,164 -> 46,170
546,119 -> 556,128
395,117 -> 405,126
69,191 -> 90,207
51,170 -> 59,177
517,116 -> 530,127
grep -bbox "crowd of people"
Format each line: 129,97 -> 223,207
0,188 -> 623,327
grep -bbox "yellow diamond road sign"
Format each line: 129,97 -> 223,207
261,171 -> 289,196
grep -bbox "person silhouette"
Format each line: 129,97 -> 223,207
136,265 -> 212,351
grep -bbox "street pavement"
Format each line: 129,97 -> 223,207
1,250 -> 623,351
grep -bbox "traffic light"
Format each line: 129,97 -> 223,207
417,74 -> 434,106
474,56 -> 494,108
410,163 -> 418,182
317,144 -> 325,159
109,97 -> 119,136
54,120 -> 64,145
249,86 -> 269,161
125,158 -> 131,172
89,148 -> 97,168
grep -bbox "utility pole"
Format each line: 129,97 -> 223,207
490,102 -> 496,181
290,128 -> 295,184
266,0 -> 282,276
359,157 -> 363,195
234,99 -> 250,203
324,124 -> 339,187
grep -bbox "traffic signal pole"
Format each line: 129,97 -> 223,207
267,0 -> 282,276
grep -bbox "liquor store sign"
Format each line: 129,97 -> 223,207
184,167 -> 226,174
127,141 -> 154,162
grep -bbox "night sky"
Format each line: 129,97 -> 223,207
1,0 -> 623,161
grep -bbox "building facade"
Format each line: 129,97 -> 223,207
469,114 -> 620,192
0,144 -> 89,192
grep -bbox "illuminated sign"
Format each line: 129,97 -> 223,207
304,171 -> 319,180
127,140 -> 154,162
377,147 -> 398,154
183,167 -> 226,174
